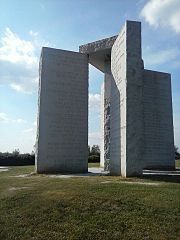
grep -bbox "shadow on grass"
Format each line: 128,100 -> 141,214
141,174 -> 180,183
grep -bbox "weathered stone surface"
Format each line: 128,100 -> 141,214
79,35 -> 117,54
110,21 -> 174,176
142,70 -> 175,170
100,62 -> 113,171
100,82 -> 104,168
104,61 -> 112,171
36,47 -> 88,173
79,36 -> 117,72
125,21 -> 144,177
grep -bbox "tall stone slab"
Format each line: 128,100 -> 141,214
111,21 -> 144,176
142,70 -> 175,169
110,23 -> 126,175
36,47 -> 88,173
100,82 -> 105,168
98,61 -> 114,171
104,61 -> 112,170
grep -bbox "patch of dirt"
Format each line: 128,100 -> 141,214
101,181 -> 160,186
0,167 -> 9,172
122,181 -> 160,186
48,174 -> 90,178
9,186 -> 32,191
101,181 -> 112,184
11,172 -> 35,178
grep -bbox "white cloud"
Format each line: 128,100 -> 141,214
23,118 -> 37,136
10,83 -> 32,94
140,0 -> 180,33
174,125 -> 180,149
0,112 -> 26,124
143,47 -> 180,67
0,28 -> 49,93
16,118 -> 27,124
33,120 -> 37,127
88,132 -> 100,146
0,28 -> 37,65
29,30 -> 38,37
22,120 -> 37,151
89,93 -> 101,113
0,113 -> 9,122
23,128 -> 34,133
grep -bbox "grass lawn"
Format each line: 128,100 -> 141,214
0,165 -> 179,240
88,162 -> 100,168
176,159 -> 180,168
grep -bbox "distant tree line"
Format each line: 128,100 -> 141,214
2,144 -> 177,166
175,146 -> 180,159
0,145 -> 101,166
88,145 -> 100,163
0,149 -> 35,166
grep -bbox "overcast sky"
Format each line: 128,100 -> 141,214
0,0 -> 180,153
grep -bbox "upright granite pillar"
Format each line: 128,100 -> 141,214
142,70 -> 175,169
36,47 -> 88,173
100,61 -> 112,171
100,82 -> 105,168
111,21 -> 144,176
104,61 -> 113,171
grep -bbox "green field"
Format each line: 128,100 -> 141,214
0,165 -> 179,240
176,159 -> 180,168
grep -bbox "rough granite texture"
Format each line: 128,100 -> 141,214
110,21 -> 174,176
36,47 -> 88,173
111,22 -> 127,176
100,83 -> 104,168
104,61 -> 112,171
100,61 -> 112,170
79,35 -> 117,54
